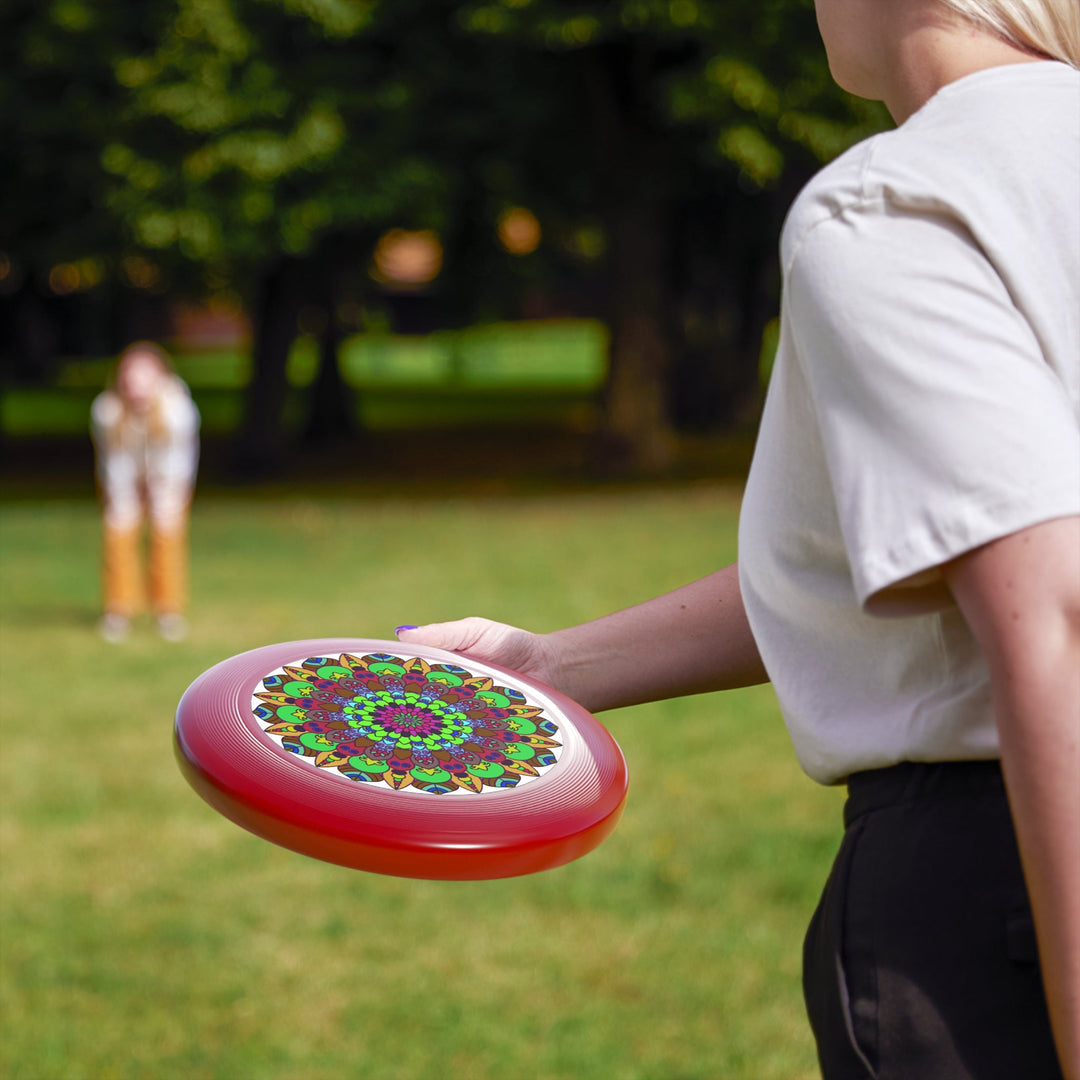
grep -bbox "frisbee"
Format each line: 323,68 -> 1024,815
174,638 -> 628,880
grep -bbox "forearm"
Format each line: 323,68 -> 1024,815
946,517 -> 1080,1078
541,562 -> 768,712
994,645 -> 1080,1080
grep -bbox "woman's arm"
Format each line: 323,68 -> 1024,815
944,515 -> 1080,1080
398,562 -> 768,713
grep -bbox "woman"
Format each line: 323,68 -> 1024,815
397,1 -> 1079,1076
91,342 -> 200,642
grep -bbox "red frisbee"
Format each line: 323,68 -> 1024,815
174,638 -> 628,880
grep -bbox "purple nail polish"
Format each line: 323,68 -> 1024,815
395,625 -> 418,634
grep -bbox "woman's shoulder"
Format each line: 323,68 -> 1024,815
156,375 -> 200,429
782,61 -> 1080,273
91,389 -> 123,429
161,373 -> 194,401
779,136 -> 885,270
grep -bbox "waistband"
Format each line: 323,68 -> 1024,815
844,759 -> 1005,829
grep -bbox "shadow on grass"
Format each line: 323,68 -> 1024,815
1,426 -> 758,504
1,603 -> 101,630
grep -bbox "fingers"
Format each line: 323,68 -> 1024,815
395,617 -> 496,653
394,617 -> 542,674
395,620 -> 461,649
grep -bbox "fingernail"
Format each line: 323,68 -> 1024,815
395,625 -> 418,635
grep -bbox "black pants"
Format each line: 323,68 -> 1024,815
803,761 -> 1063,1080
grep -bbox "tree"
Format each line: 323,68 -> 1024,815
453,0 -> 890,469
2,0 -> 889,474
95,0 -> 554,472
0,0 -> 178,379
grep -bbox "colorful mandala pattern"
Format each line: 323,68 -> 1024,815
251,653 -> 562,795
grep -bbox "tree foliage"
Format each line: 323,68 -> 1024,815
1,0 -> 890,471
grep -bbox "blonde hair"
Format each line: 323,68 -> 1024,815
938,0 -> 1080,66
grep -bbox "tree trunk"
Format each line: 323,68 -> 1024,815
231,257 -> 303,479
602,188 -> 675,471
668,188 -> 778,432
3,278 -> 60,384
302,302 -> 355,449
585,42 -> 677,475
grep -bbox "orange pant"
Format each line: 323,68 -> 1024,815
102,517 -> 188,617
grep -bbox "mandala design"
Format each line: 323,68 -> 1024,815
251,653 -> 562,795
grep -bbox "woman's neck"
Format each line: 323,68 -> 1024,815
885,16 -> 1048,123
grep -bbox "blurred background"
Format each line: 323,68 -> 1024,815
1,2 -> 889,1077
0,0 -> 889,484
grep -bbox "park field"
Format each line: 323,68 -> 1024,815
0,484 -> 842,1080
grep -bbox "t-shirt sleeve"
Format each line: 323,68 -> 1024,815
787,202 -> 1080,614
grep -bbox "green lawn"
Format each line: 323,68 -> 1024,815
0,486 -> 841,1079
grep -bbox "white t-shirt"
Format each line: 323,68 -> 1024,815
91,376 -> 200,530
739,61 -> 1080,785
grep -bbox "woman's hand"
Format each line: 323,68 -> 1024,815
396,618 -> 562,688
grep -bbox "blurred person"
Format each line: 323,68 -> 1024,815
91,342 -> 200,642
396,1 -> 1080,1077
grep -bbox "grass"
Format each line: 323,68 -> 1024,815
0,486 -> 842,1079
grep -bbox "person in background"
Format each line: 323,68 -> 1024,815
91,341 -> 200,642
397,1 -> 1079,1076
